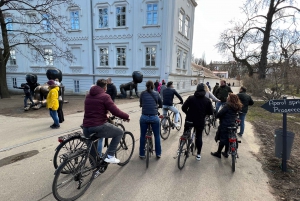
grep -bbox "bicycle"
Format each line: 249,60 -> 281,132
52,130 -> 135,201
175,121 -> 196,170
227,126 -> 241,172
53,116 -> 126,171
204,107 -> 217,135
145,124 -> 154,168
159,103 -> 182,140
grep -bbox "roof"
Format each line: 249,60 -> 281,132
191,62 -> 220,79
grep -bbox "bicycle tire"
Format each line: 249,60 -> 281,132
146,138 -> 150,168
204,117 -> 211,135
178,140 -> 188,170
160,117 -> 171,140
232,153 -> 236,172
116,131 -> 135,166
115,123 -> 126,151
52,152 -> 96,201
173,112 -> 182,131
53,135 -> 87,173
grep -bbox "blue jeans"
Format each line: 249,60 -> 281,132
24,95 -> 34,107
216,102 -> 226,113
139,115 -> 161,156
97,138 -> 104,156
239,112 -> 246,135
162,105 -> 179,123
49,109 -> 59,126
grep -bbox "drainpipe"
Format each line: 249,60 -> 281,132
90,0 -> 95,84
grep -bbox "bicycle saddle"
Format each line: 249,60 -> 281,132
227,127 -> 237,130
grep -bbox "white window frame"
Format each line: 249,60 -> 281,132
99,7 -> 109,28
116,47 -> 126,66
9,49 -> 16,65
99,47 -> 109,67
44,48 -> 53,66
116,6 -> 126,27
70,10 -> 80,30
184,16 -> 190,37
12,78 -> 17,87
177,49 -> 182,68
182,52 -> 187,69
145,46 -> 157,67
179,11 -> 184,33
42,14 -> 51,31
146,3 -> 158,25
74,80 -> 80,93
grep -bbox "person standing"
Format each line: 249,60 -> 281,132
159,81 -> 167,101
212,83 -> 219,96
237,86 -> 254,137
106,77 -> 117,102
14,83 -> 35,109
182,83 -> 213,161
139,80 -> 162,158
215,80 -> 233,112
55,78 -> 64,123
206,82 -> 211,91
46,80 -> 60,129
154,80 -> 159,91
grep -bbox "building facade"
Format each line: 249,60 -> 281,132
6,0 -> 197,95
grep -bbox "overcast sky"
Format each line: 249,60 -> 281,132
193,0 -> 245,63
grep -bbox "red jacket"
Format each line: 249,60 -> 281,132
83,86 -> 129,127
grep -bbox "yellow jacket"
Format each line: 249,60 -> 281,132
46,86 -> 59,110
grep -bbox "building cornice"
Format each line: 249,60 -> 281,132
190,0 -> 198,7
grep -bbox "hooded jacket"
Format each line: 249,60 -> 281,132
46,86 -> 59,110
215,85 -> 233,102
237,91 -> 254,113
83,86 -> 129,127
182,90 -> 213,129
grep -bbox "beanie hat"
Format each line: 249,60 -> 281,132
47,80 -> 56,86
196,83 -> 205,92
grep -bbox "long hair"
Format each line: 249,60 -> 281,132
227,93 -> 243,111
146,80 -> 154,92
203,83 -> 209,92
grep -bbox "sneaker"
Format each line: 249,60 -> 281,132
50,124 -> 55,128
139,155 -> 145,159
175,123 -> 180,128
94,170 -> 101,178
237,133 -> 243,137
221,152 -> 229,158
51,125 -> 60,129
211,152 -> 221,158
156,155 -> 161,159
162,129 -> 167,134
196,155 -> 201,161
104,157 -> 120,164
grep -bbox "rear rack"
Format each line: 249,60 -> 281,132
58,131 -> 82,143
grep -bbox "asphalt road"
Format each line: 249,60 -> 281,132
0,87 -> 275,201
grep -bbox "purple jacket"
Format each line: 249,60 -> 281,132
83,86 -> 129,127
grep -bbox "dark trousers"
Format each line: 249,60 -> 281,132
184,126 -> 203,155
57,101 -> 64,123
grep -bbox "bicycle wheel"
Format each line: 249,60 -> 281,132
204,117 -> 211,135
146,138 -> 150,168
53,135 -> 87,173
178,140 -> 188,170
116,131 -> 135,166
172,112 -> 182,131
116,123 -> 125,131
52,152 -> 96,201
232,153 -> 236,172
160,118 -> 171,140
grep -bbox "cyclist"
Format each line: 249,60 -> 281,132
139,80 -> 162,158
211,93 -> 242,159
162,81 -> 183,129
182,83 -> 213,161
83,79 -> 130,164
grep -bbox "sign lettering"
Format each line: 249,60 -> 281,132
261,99 -> 300,113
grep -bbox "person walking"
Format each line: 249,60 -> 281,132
13,83 -> 35,109
139,80 -> 162,158
46,80 -> 60,129
154,80 -> 159,91
55,79 -> 64,123
182,83 -> 213,161
237,86 -> 254,137
206,82 -> 211,91
211,93 -> 242,158
106,77 -> 117,102
159,81 -> 167,101
204,84 -> 220,102
212,83 -> 219,96
215,80 -> 233,112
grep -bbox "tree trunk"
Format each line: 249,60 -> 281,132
0,60 -> 10,98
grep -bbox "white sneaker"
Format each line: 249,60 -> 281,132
196,155 -> 201,161
175,123 -> 180,128
94,170 -> 101,178
104,156 -> 120,164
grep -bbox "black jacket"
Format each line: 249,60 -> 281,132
217,104 -> 238,128
106,83 -> 117,101
162,87 -> 183,106
215,85 -> 233,102
237,92 -> 254,113
139,90 -> 162,115
212,85 -> 219,96
182,91 -> 213,129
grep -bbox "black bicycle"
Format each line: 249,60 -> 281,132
176,121 -> 196,170
145,124 -> 154,168
227,126 -> 241,172
159,103 -> 182,140
52,130 -> 135,201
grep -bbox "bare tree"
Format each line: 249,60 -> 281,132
216,0 -> 300,79
0,0 -> 74,98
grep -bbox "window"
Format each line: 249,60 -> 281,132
177,49 -> 182,68
100,47 -> 109,66
179,12 -> 183,33
42,14 -> 51,31
146,3 -> 158,25
116,47 -> 126,66
44,48 -> 53,65
145,46 -> 156,67
74,80 -> 80,93
182,52 -> 187,69
116,6 -> 126,26
184,17 -> 189,37
70,11 -> 80,30
5,17 -> 13,31
99,8 -> 108,28
9,50 -> 16,65
12,78 -> 17,87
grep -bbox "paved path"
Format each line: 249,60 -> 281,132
0,87 -> 275,201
